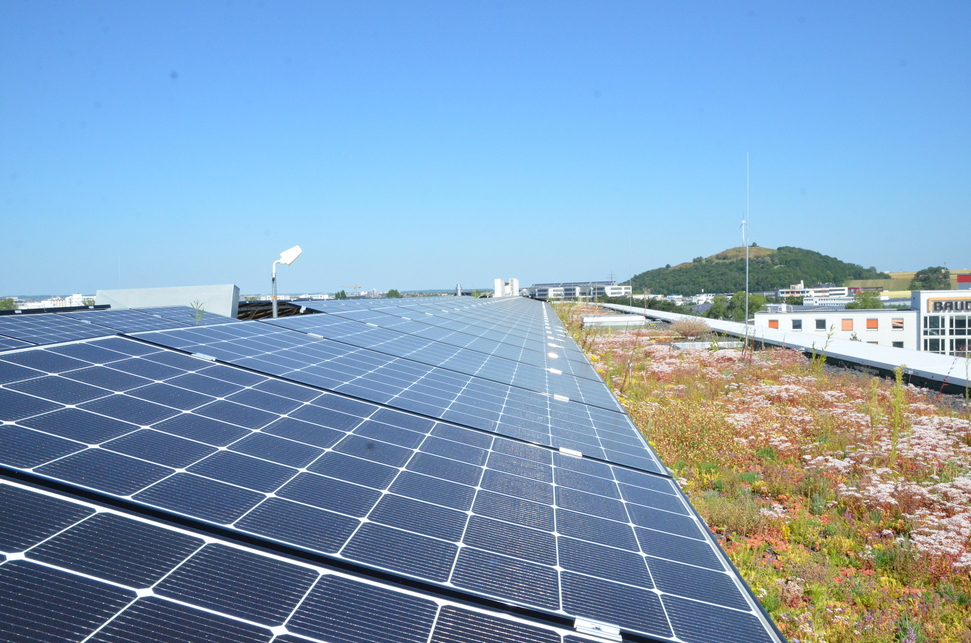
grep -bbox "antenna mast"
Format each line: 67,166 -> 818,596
744,153 -> 750,343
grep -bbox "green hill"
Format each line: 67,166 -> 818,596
627,246 -> 889,296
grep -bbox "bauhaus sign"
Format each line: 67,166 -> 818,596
928,297 -> 971,312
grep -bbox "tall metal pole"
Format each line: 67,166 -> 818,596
271,260 -> 280,318
744,153 -> 750,340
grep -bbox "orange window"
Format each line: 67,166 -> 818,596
866,318 -> 878,330
841,319 -> 853,331
768,320 -> 779,329
867,341 -> 878,345
892,318 -> 904,330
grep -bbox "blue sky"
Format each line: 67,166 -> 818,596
2,1 -> 968,296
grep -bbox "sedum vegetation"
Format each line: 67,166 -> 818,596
557,303 -> 971,643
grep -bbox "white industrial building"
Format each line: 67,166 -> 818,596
493,278 -> 520,298
525,281 -> 632,300
753,289 -> 971,357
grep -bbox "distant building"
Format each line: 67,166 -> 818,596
753,289 -> 971,356
493,278 -> 520,298
525,281 -> 631,300
777,281 -> 854,299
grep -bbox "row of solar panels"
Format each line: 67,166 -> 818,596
0,297 -> 784,643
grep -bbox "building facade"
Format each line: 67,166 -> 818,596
753,290 -> 971,357
525,281 -> 632,300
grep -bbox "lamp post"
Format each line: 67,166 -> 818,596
271,245 -> 303,318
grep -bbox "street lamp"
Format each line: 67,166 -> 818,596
271,245 -> 303,318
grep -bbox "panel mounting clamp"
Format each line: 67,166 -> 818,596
574,618 -> 622,642
192,353 -> 217,362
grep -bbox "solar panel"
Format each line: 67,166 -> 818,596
263,313 -> 620,411
133,323 -> 660,471
59,308 -> 191,333
0,312 -> 116,346
0,481 -> 616,643
0,332 -> 781,641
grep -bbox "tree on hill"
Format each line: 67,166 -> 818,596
909,266 -> 950,291
627,247 -> 889,296
705,292 -> 767,322
845,291 -> 884,309
386,289 -> 402,298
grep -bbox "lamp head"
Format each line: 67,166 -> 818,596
279,245 -> 303,266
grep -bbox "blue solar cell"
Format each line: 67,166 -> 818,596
407,452 -> 482,486
556,487 -> 629,522
277,472 -> 381,517
126,382 -> 215,410
103,428 -> 216,468
558,537 -> 653,587
188,450 -> 297,493
152,412 -> 249,446
0,360 -> 44,385
342,522 -> 457,581
0,388 -> 61,420
486,452 -> 552,482
471,491 -> 554,532
165,371 -> 246,396
193,400 -> 277,429
431,606 -> 561,643
332,433 -> 413,466
661,595 -> 776,643
368,494 -> 468,542
463,516 -> 556,566
634,527 -> 723,571
561,572 -> 671,639
307,451 -> 399,489
229,432 -> 323,467
419,435 -> 487,465
0,484 -> 94,551
61,365 -> 154,391
389,471 -> 475,511
35,448 -> 173,495
154,543 -> 318,625
45,341 -> 121,368
0,560 -> 135,642
226,388 -> 304,414
89,596 -> 272,643
133,473 -> 265,524
262,416 -> 344,449
79,395 -> 181,426
556,510 -> 638,551
451,548 -> 559,610
354,419 -> 426,448
480,469 -> 553,504
107,357 -> 185,380
286,575 -> 438,643
28,512 -> 203,587
648,556 -> 749,611
235,498 -> 359,553
0,424 -> 85,467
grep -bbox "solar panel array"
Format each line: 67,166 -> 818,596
0,297 -> 784,643
0,305 -> 239,349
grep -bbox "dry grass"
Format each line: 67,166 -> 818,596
555,303 -> 971,643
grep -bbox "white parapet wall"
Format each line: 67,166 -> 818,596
96,285 -> 240,319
